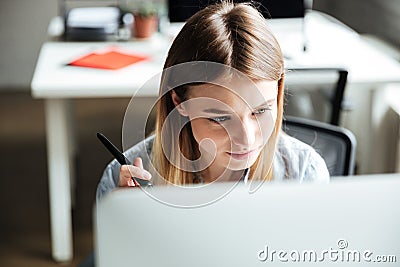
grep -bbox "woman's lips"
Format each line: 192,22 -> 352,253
227,149 -> 258,160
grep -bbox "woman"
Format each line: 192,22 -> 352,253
96,1 -> 329,202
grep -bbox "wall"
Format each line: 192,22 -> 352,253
1,0 -> 399,91
313,0 -> 400,47
0,0 -> 57,90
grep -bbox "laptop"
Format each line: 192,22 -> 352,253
166,0 -> 307,58
95,174 -> 400,266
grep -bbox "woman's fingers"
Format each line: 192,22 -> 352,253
118,157 -> 152,187
127,165 -> 152,181
133,157 -> 143,169
119,165 -> 134,187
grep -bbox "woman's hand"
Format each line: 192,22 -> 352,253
118,157 -> 152,187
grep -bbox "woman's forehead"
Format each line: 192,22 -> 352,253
186,80 -> 278,105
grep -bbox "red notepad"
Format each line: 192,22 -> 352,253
69,48 -> 149,70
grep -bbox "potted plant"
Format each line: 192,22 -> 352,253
125,1 -> 159,38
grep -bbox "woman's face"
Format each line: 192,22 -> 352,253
175,80 -> 278,175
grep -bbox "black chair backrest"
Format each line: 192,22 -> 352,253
285,67 -> 348,126
283,116 -> 356,176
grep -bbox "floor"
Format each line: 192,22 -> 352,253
0,91 -> 131,266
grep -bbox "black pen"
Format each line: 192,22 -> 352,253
97,132 -> 152,187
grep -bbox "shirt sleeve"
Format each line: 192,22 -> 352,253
274,133 -> 330,182
96,159 -> 120,203
95,135 -> 155,203
302,149 -> 330,183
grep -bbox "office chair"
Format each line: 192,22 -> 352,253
285,67 -> 349,126
282,116 -> 356,176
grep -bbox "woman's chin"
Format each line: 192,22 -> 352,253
225,151 -> 259,170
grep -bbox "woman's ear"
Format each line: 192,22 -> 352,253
171,90 -> 189,117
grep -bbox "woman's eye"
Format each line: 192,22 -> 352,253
208,116 -> 230,123
253,107 -> 270,115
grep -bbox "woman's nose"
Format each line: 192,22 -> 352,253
230,117 -> 257,149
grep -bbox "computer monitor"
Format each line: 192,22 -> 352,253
95,174 -> 400,267
165,0 -> 307,57
168,0 -> 305,22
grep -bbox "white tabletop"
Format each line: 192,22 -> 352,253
283,12 -> 400,85
31,11 -> 400,99
32,35 -> 169,98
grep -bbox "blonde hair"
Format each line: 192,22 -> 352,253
151,1 -> 284,185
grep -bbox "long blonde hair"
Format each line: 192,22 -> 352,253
151,1 -> 284,185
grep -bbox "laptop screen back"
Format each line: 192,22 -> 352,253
95,175 -> 400,267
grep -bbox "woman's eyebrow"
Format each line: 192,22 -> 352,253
202,108 -> 233,114
253,98 -> 276,109
202,98 -> 277,114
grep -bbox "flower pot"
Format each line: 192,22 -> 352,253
133,15 -> 158,38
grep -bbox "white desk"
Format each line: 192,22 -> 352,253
31,11 -> 400,262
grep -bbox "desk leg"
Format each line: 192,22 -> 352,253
45,99 -> 74,262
